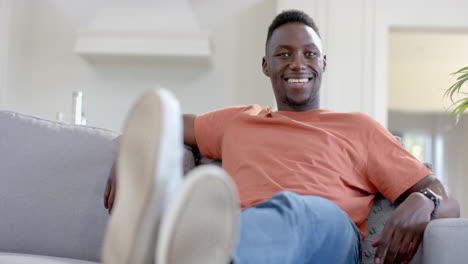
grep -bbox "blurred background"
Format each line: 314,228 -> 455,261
0,0 -> 467,215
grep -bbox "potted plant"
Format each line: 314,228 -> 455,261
445,66 -> 468,123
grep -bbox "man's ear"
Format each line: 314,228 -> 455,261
262,57 -> 270,77
323,54 -> 327,72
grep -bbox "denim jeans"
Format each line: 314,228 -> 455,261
232,191 -> 361,264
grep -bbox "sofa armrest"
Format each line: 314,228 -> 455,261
419,218 -> 468,264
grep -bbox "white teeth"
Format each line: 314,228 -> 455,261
287,78 -> 309,83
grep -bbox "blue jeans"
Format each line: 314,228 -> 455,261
232,191 -> 361,264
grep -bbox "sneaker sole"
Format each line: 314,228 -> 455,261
102,89 -> 183,264
156,165 -> 239,264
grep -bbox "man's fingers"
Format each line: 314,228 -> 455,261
372,236 -> 381,247
383,230 -> 403,264
104,178 -> 111,209
406,235 -> 422,263
394,232 -> 414,263
105,162 -> 117,212
108,183 -> 116,214
374,225 -> 394,264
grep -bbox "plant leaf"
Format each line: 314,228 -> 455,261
446,66 -> 468,124
448,96 -> 468,107
457,73 -> 468,81
452,102 -> 466,114
456,101 -> 468,114
451,66 -> 468,75
445,81 -> 461,99
451,101 -> 468,124
449,80 -> 464,103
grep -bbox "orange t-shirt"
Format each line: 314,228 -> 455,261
194,105 -> 432,237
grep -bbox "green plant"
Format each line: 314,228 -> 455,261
445,66 -> 468,123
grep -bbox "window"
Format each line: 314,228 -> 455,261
402,133 -> 432,163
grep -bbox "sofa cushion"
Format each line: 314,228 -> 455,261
0,111 -> 119,261
0,253 -> 99,264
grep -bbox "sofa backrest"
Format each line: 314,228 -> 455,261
0,111 -> 119,261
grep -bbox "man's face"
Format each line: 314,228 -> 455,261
263,22 -> 326,109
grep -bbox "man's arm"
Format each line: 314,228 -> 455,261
396,174 -> 460,219
373,174 -> 460,264
183,114 -> 197,147
104,114 -> 198,214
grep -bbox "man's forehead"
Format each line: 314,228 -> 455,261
268,23 -> 323,52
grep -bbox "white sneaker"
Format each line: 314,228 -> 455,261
102,88 -> 183,264
156,165 -> 240,264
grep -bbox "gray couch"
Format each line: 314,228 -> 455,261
1,110 -> 467,264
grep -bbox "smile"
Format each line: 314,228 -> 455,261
285,78 -> 312,83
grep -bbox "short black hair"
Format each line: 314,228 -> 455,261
266,9 -> 320,48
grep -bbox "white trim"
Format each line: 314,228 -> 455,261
0,0 -> 11,108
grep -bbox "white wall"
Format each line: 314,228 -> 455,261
388,29 -> 468,112
233,2 -> 276,106
0,0 -> 12,108
5,0 -> 33,112
4,0 -> 276,131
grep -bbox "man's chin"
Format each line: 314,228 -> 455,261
285,96 -> 310,106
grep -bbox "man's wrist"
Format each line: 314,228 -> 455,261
407,192 -> 435,219
411,192 -> 435,212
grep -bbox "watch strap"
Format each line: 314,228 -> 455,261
419,188 -> 440,218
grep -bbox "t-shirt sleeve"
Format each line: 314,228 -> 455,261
194,106 -> 247,160
365,116 -> 432,203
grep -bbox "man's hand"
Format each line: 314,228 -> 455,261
103,162 -> 117,214
372,192 -> 433,264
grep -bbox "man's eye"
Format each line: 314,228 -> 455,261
278,53 -> 290,57
306,52 -> 318,57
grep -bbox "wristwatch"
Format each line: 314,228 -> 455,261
419,188 -> 441,218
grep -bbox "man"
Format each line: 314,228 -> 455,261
103,10 -> 460,264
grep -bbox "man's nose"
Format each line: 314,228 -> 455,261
289,54 -> 306,71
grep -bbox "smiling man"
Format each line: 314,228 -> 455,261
263,18 -> 325,111
103,10 -> 460,264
